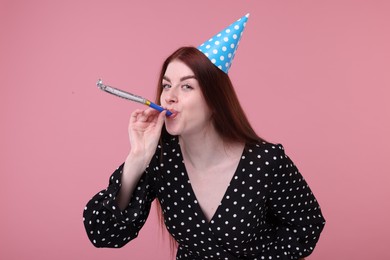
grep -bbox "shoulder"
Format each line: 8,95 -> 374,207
244,141 -> 289,169
246,141 -> 285,157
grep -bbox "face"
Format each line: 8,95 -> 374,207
160,60 -> 212,138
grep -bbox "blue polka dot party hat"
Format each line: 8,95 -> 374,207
198,13 -> 250,74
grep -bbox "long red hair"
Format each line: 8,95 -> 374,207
154,46 -> 265,256
155,46 -> 264,144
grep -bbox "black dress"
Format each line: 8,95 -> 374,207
83,137 -> 325,259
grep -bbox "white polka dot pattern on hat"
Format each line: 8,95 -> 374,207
83,137 -> 325,259
198,13 -> 250,74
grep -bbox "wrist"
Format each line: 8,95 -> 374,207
125,152 -> 150,173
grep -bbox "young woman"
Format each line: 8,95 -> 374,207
83,47 -> 325,259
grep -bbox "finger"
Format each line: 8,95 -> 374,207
130,109 -> 144,123
135,109 -> 153,122
155,110 -> 166,128
139,108 -> 163,124
143,108 -> 160,120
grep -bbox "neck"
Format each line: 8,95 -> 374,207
179,126 -> 243,171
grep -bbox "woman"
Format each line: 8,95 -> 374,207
83,46 -> 325,259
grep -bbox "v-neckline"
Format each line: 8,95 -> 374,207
176,141 -> 246,225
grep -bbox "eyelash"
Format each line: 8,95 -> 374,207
162,84 -> 193,90
182,84 -> 193,90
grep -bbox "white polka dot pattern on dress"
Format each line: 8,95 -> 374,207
198,13 -> 250,74
83,137 -> 325,259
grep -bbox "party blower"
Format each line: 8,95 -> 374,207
96,79 -> 172,117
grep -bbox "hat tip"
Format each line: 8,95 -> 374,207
197,13 -> 251,74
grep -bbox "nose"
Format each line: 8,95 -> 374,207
164,89 -> 178,104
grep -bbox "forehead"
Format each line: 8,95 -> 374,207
164,60 -> 195,80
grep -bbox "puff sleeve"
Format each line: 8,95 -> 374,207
265,144 -> 326,259
83,154 -> 159,248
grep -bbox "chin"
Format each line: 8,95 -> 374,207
164,118 -> 183,135
165,126 -> 182,136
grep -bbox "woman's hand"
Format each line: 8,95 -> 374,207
117,108 -> 166,211
127,108 -> 166,168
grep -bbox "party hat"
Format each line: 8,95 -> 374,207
198,13 -> 250,73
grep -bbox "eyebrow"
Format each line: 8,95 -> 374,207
163,75 -> 197,83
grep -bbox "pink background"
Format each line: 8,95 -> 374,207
1,0 -> 389,259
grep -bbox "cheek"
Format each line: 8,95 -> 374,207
199,100 -> 212,116
159,93 -> 165,106
192,103 -> 212,123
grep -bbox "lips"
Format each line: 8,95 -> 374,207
167,109 -> 178,119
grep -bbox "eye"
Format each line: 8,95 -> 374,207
162,83 -> 171,89
182,84 -> 193,90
